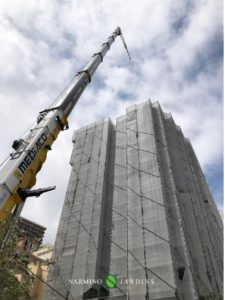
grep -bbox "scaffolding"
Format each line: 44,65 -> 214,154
44,100 -> 223,300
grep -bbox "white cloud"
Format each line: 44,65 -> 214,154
0,0 -> 222,243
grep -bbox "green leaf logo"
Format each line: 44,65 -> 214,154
104,274 -> 117,288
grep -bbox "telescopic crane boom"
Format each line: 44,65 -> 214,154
0,27 -> 130,220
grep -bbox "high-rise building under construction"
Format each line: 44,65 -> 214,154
45,100 -> 223,300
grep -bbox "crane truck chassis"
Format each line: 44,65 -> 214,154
0,27 -> 130,220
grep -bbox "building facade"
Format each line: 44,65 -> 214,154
29,244 -> 53,300
45,101 -> 223,300
17,217 -> 46,253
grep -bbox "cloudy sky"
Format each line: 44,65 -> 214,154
0,0 -> 223,243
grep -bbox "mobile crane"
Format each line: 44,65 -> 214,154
0,27 -> 131,221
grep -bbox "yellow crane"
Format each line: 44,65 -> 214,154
0,27 -> 130,220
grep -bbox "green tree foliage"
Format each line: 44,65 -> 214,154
0,218 -> 34,300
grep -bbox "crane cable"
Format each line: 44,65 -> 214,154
119,32 -> 131,60
25,266 -> 70,300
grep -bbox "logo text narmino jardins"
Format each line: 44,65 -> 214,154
69,274 -> 154,288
